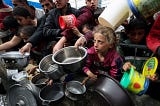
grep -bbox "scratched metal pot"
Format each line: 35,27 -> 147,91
39,83 -> 64,105
65,80 -> 86,101
52,46 -> 87,73
39,54 -> 65,80
31,73 -> 48,88
0,51 -> 29,70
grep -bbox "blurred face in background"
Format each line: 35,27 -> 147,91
86,0 -> 98,10
12,0 -> 26,7
127,28 -> 145,44
54,0 -> 69,9
40,0 -> 55,13
15,16 -> 32,26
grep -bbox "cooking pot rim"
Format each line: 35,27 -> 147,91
31,73 -> 48,86
0,51 -> 30,59
66,80 -> 86,94
94,89 -> 113,106
39,83 -> 64,102
52,46 -> 87,65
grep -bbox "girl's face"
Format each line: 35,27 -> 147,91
127,28 -> 145,44
94,33 -> 112,54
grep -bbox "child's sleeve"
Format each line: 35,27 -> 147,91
146,15 -> 160,53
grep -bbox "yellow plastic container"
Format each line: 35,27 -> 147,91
120,67 -> 149,95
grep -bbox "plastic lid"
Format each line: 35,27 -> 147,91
120,67 -> 134,88
142,57 -> 158,77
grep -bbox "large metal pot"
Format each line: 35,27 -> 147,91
92,75 -> 134,106
39,54 -> 65,80
65,80 -> 86,101
39,83 -> 64,105
7,84 -> 37,106
0,51 -> 30,70
52,46 -> 87,73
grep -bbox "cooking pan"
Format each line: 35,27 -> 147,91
65,80 -> 86,101
39,54 -> 65,80
39,83 -> 64,105
93,75 -> 134,106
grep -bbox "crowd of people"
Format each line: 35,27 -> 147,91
0,0 -> 160,104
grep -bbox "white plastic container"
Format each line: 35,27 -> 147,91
98,0 -> 130,30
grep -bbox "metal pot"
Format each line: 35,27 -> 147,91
93,75 -> 134,106
31,73 -> 48,88
0,51 -> 30,70
25,81 -> 42,105
7,84 -> 37,106
39,83 -> 64,105
65,80 -> 86,101
52,46 -> 87,73
39,54 -> 65,80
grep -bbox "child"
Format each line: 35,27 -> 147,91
118,18 -> 153,71
83,25 -> 124,81
18,25 -> 40,65
52,0 -> 101,53
18,25 -> 36,42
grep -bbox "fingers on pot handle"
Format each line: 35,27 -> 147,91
82,77 -> 90,85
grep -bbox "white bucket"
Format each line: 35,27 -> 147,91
98,0 -> 130,30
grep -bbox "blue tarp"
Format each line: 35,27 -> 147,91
3,0 -> 42,9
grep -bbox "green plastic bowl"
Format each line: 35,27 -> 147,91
120,67 -> 134,88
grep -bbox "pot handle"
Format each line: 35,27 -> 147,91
82,77 -> 90,85
42,100 -> 51,106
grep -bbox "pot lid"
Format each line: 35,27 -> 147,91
7,84 -> 37,106
142,57 -> 158,77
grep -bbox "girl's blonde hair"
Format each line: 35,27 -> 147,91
93,25 -> 117,47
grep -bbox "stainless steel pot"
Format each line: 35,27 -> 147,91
93,75 -> 134,106
39,83 -> 64,105
39,54 -> 65,80
65,80 -> 86,101
0,51 -> 30,70
52,46 -> 87,73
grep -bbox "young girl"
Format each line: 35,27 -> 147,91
83,25 -> 124,81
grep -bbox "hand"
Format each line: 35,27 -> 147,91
46,79 -> 53,85
27,65 -> 38,75
74,36 -> 86,48
53,36 -> 66,53
86,71 -> 97,81
53,42 -> 64,53
19,43 -> 32,54
146,74 -> 159,81
122,62 -> 136,71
